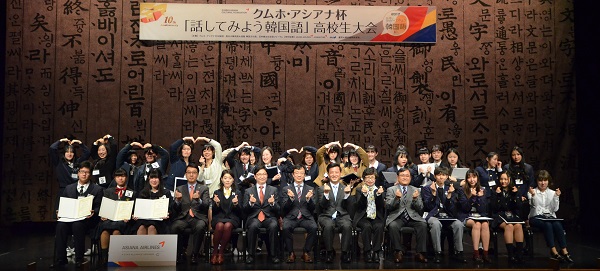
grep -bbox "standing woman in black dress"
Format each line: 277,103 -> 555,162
91,134 -> 117,190
132,169 -> 174,235
491,171 -> 525,263
210,169 -> 242,265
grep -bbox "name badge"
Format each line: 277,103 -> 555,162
515,179 -> 523,185
488,181 -> 496,186
93,169 -> 100,176
422,211 -> 428,219
160,195 -> 167,199
98,176 -> 106,184
304,176 -> 312,181
125,190 -> 133,197
71,173 -> 78,179
151,162 -> 160,169
239,175 -> 246,181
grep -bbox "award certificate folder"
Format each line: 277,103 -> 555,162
383,172 -> 397,184
265,165 -> 279,178
57,195 -> 94,221
134,198 -> 169,220
417,163 -> 436,174
99,197 -> 134,221
450,168 -> 469,180
174,177 -> 187,191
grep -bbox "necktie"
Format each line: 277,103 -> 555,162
244,163 -> 248,173
367,186 -> 376,219
296,185 -> 303,218
258,186 -> 265,222
79,185 -> 84,195
306,165 -> 311,171
116,187 -> 126,199
189,185 -> 195,217
402,186 -> 407,196
401,186 -> 410,221
332,185 -> 337,201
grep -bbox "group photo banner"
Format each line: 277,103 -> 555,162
140,3 -> 436,43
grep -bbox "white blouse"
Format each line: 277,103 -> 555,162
527,187 -> 560,218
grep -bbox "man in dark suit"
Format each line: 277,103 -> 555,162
353,168 -> 385,263
243,165 -> 281,264
51,161 -> 103,268
422,166 -> 466,263
280,164 -> 317,263
171,164 -> 210,264
316,163 -> 353,263
385,168 -> 428,263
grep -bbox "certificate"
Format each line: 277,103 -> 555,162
134,198 -> 169,220
450,167 -> 469,180
265,165 -> 279,178
57,195 -> 94,220
99,197 -> 134,221
382,172 -> 397,184
417,163 -> 436,174
174,177 -> 187,191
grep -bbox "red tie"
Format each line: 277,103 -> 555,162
189,185 -> 195,217
258,186 -> 265,222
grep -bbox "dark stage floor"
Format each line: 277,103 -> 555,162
1,222 -> 599,271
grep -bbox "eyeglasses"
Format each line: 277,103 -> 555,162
78,170 -> 90,174
255,172 -> 268,176
398,174 -> 411,177
364,176 -> 376,180
185,171 -> 198,174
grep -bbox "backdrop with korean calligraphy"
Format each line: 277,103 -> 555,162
2,0 -> 576,224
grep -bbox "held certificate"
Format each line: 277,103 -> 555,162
99,197 -> 134,221
134,198 -> 169,220
57,195 -> 94,221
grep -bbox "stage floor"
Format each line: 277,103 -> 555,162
1,222 -> 599,271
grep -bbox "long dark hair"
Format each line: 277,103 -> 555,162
463,169 -> 482,198
139,169 -> 166,198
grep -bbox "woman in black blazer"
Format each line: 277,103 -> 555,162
210,169 -> 242,265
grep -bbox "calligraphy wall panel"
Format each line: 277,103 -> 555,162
2,0 -> 577,223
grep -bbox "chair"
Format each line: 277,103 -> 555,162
279,227 -> 319,262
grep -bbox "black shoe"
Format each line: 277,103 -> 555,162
551,253 -> 564,262
176,253 -> 186,264
434,252 -> 442,263
49,260 -> 67,269
453,251 -> 467,263
190,253 -> 199,264
562,252 -> 574,263
342,251 -> 351,263
75,260 -> 85,269
246,256 -> 255,264
326,251 -> 334,263
365,251 -> 373,263
371,251 -> 380,262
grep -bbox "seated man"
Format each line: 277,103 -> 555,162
316,163 -> 353,263
421,166 -> 467,263
353,168 -> 385,263
385,168 -> 428,263
280,164 -> 317,263
51,161 -> 103,268
171,164 -> 209,264
243,165 -> 281,264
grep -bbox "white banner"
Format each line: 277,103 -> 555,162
108,235 -> 177,266
140,3 -> 436,43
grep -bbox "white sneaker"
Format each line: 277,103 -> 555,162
232,248 -> 239,256
84,249 -> 92,256
66,247 -> 74,257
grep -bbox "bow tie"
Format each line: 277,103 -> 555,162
116,187 -> 126,193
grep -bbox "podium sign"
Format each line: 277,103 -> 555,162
108,235 -> 177,266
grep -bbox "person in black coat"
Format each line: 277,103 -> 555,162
353,168 -> 385,263
97,168 -> 136,263
50,138 -> 91,215
51,161 -> 103,269
280,164 -> 317,263
90,134 -> 117,189
132,169 -> 174,235
210,170 -> 242,265
458,169 -> 492,263
491,171 -> 525,263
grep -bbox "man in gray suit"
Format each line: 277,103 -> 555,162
385,167 -> 428,263
171,164 -> 210,264
316,163 -> 354,263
